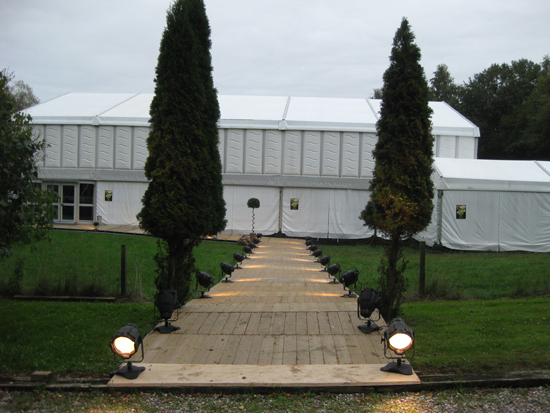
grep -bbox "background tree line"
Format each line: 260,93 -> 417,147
373,56 -> 550,161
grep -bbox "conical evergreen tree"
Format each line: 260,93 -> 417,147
360,18 -> 434,321
138,0 -> 226,304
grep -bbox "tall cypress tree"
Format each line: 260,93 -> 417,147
138,0 -> 226,304
360,18 -> 434,321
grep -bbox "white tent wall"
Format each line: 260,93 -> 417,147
281,188 -> 373,239
222,185 -> 280,235
96,181 -> 148,226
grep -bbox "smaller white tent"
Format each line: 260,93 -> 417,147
420,158 -> 550,252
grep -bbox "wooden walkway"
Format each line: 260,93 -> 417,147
109,236 -> 419,390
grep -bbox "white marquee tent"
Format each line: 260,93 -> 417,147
421,158 -> 550,252
26,93 -> 480,239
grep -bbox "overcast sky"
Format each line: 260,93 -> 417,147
1,0 -> 549,103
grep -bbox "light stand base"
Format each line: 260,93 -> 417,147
328,279 -> 339,284
341,292 -> 357,298
155,320 -> 181,334
221,277 -> 234,283
112,362 -> 145,380
196,292 -> 212,299
358,322 -> 381,334
380,360 -> 413,375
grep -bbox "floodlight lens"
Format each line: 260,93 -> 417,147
388,332 -> 413,354
113,336 -> 136,359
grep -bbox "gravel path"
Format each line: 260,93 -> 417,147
1,386 -> 550,412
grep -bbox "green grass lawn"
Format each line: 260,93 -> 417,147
1,231 -> 550,376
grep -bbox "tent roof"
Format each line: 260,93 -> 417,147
26,93 -> 480,136
433,158 -> 550,192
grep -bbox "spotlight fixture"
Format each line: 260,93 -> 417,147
304,236 -> 312,242
252,237 -> 261,244
248,242 -> 257,250
305,239 -> 313,246
380,318 -> 415,375
312,249 -> 323,258
195,271 -> 214,298
110,323 -> 145,380
307,245 -> 318,252
243,245 -> 253,257
220,262 -> 235,283
318,255 -> 330,269
326,263 -> 341,284
233,253 -> 245,269
339,270 -> 359,298
154,290 -> 181,334
357,287 -> 382,334
256,233 -> 263,238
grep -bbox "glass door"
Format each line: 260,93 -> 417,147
78,183 -> 95,222
61,185 -> 75,222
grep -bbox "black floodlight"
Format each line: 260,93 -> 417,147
252,237 -> 261,244
233,252 -> 245,269
305,239 -> 313,246
248,242 -> 257,250
312,249 -> 323,258
380,318 -> 415,375
110,323 -> 145,380
307,244 -> 318,252
195,271 -> 214,298
357,287 -> 382,334
318,255 -> 330,269
339,270 -> 359,298
256,233 -> 263,238
243,245 -> 253,257
220,262 -> 235,283
154,290 -> 180,334
305,236 -> 312,242
326,263 -> 341,284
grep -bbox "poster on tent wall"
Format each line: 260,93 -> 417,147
281,188 -> 373,239
96,182 -> 148,226
222,185 -> 280,235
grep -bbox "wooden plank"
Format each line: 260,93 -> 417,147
177,335 -> 207,364
296,335 -> 310,365
282,335 -> 297,365
284,312 -> 296,335
221,312 -> 241,335
232,312 -> 252,335
176,312 -> 200,334
271,335 -> 284,365
307,312 -> 320,335
257,313 -> 273,335
320,335 -> 338,364
270,313 -> 286,335
191,335 -> 219,364
296,312 -> 307,335
198,312 -> 221,334
344,335 -> 367,364
257,335 -> 275,365
333,335 -> 352,364
185,313 -> 210,334
356,334 -> 385,364
204,335 -> 230,364
327,312 -> 343,335
308,335 -> 324,364
244,312 -> 262,335
233,335 -> 254,365
317,311 -> 332,335
218,335 -> 242,365
208,312 -> 230,335
246,335 -> 264,365
338,311 -> 358,335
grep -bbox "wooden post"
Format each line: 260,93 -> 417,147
121,244 -> 127,297
419,241 -> 426,298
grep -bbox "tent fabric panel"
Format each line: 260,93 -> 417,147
341,132 -> 360,177
62,125 -> 78,168
457,136 -> 477,159
435,135 -> 456,158
95,181 -> 147,226
225,129 -> 244,174
115,127 -> 132,170
133,127 -> 148,170
97,126 -> 114,169
80,125 -> 96,168
32,126 -> 45,168
303,131 -> 321,176
218,95 -> 289,122
223,186 -> 279,235
285,97 -> 378,125
440,190 -> 500,251
281,188 -> 330,238
218,129 -> 225,172
498,192 -> 550,252
264,130 -> 283,175
45,125 -> 61,168
322,131 -> 340,177
360,133 -> 376,178
283,131 -> 301,175
244,129 -> 263,174
327,189 -> 373,239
